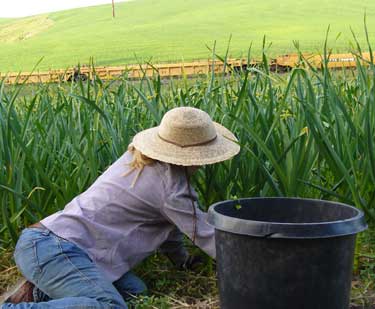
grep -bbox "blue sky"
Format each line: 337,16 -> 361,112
0,0 -> 130,18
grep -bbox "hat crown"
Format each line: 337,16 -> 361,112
158,107 -> 217,147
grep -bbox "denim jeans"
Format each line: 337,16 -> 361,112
2,227 -> 147,309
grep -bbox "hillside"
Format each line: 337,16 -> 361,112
0,0 -> 374,72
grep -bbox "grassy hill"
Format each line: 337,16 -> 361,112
0,0 -> 375,72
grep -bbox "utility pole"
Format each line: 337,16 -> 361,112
112,0 -> 115,18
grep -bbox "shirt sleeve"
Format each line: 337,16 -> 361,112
161,189 -> 216,259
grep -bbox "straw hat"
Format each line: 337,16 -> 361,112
132,107 -> 240,166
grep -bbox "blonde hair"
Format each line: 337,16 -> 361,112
123,144 -> 155,187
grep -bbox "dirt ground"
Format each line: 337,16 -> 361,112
1,248 -> 374,308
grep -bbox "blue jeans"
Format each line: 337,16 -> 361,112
2,227 -> 147,308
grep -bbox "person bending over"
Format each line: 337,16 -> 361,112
2,107 -> 240,308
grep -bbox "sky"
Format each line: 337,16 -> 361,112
0,0 -> 130,18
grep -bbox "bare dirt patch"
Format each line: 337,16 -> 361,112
0,16 -> 53,43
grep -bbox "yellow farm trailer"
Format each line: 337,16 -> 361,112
0,59 -> 254,85
275,52 -> 375,70
1,52 -> 374,85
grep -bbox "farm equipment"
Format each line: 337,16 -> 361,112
1,52 -> 375,85
275,52 -> 375,71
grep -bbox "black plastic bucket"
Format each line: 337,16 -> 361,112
207,198 -> 368,309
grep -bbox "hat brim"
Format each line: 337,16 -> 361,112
132,122 -> 240,166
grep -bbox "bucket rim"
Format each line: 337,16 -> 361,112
207,197 -> 368,239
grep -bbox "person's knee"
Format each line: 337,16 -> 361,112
114,271 -> 147,299
123,274 -> 147,295
129,278 -> 147,295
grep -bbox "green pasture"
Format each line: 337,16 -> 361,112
0,0 -> 375,71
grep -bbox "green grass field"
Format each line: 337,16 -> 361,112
0,0 -> 375,72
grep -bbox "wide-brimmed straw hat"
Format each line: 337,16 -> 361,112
132,107 -> 240,166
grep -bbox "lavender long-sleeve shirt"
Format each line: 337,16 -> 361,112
41,151 -> 215,282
